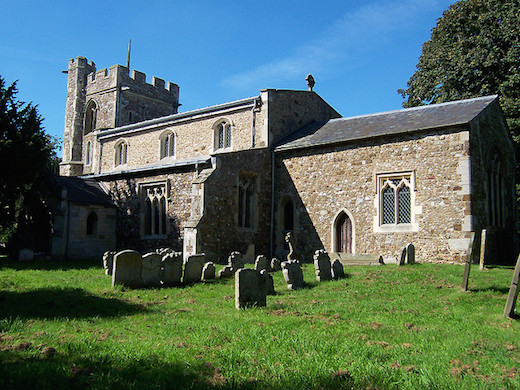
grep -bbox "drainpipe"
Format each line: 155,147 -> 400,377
269,149 -> 275,260
250,98 -> 258,148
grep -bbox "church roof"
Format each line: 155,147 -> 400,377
274,95 -> 498,152
54,176 -> 115,206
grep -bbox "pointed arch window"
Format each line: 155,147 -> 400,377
238,173 -> 256,229
85,141 -> 92,166
141,182 -> 168,237
84,100 -> 97,134
160,131 -> 175,159
115,139 -> 128,166
213,120 -> 232,151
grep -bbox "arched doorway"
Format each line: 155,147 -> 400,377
334,211 -> 353,253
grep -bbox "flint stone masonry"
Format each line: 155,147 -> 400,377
218,265 -> 234,279
141,253 -> 162,287
281,259 -> 304,290
331,259 -> 345,280
255,255 -> 269,272
202,262 -> 216,281
103,251 -> 116,275
271,258 -> 281,271
235,268 -> 267,309
183,254 -> 206,284
162,252 -> 183,286
314,250 -> 332,282
112,250 -> 142,288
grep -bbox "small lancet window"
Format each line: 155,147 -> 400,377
115,140 -> 128,166
86,212 -> 98,236
160,131 -> 175,159
84,100 -> 97,134
214,120 -> 232,150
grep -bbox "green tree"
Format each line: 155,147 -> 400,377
0,76 -> 58,252
399,0 -> 520,142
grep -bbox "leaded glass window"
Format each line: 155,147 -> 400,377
379,175 -> 412,225
214,120 -> 232,151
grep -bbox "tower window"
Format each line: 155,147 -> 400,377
84,100 -> 97,134
85,141 -> 92,166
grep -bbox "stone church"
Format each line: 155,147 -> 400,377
52,56 -> 517,264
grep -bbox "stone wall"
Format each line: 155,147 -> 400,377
274,127 -> 476,263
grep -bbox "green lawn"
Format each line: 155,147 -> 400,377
0,259 -> 518,389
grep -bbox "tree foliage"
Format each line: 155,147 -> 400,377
0,76 -> 58,250
399,0 -> 520,142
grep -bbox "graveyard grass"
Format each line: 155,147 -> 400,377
0,259 -> 519,389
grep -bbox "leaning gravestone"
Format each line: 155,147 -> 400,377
314,250 -> 332,282
281,259 -> 304,290
218,265 -> 234,279
254,255 -> 269,272
260,269 -> 275,295
399,246 -> 407,266
201,262 -> 216,281
112,250 -> 142,288
141,253 -> 162,287
162,252 -> 183,286
102,251 -> 116,275
504,253 -> 520,318
235,268 -> 267,309
228,251 -> 245,272
183,254 -> 206,284
271,258 -> 282,272
331,259 -> 345,280
461,232 -> 476,292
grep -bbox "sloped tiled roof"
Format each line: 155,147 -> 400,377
55,176 -> 115,206
275,95 -> 498,152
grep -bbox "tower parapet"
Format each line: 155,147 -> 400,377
60,56 -> 180,177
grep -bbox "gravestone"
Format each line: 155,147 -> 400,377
112,250 -> 142,288
261,269 -> 275,295
235,268 -> 267,309
18,248 -> 34,262
183,254 -> 206,284
504,254 -> 520,318
102,251 -> 116,275
399,247 -> 407,266
218,265 -> 234,279
141,253 -> 162,287
271,258 -> 281,272
202,262 -> 216,281
479,229 -> 487,270
314,250 -> 332,282
254,255 -> 269,272
281,259 -> 304,290
331,259 -> 345,280
228,251 -> 244,272
461,232 -> 476,292
285,232 -> 300,261
407,244 -> 415,264
162,252 -> 183,286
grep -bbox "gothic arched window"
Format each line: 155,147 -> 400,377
213,119 -> 232,151
115,139 -> 128,166
160,131 -> 175,159
84,100 -> 97,134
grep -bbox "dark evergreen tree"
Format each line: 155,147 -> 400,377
0,76 -> 58,253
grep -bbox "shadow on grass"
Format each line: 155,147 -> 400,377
469,286 -> 510,294
0,287 -> 146,321
0,258 -> 101,271
0,347 -> 356,390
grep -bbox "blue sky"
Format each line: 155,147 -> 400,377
0,0 -> 456,156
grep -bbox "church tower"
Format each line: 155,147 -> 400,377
59,56 -> 179,176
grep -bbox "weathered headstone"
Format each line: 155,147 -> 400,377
254,255 -> 269,272
270,258 -> 282,272
202,262 -> 216,281
479,229 -> 487,270
228,251 -> 244,272
461,232 -> 476,292
18,248 -> 34,262
281,259 -> 304,290
235,268 -> 267,309
399,246 -> 407,266
285,232 -> 300,261
218,265 -> 234,279
331,259 -> 345,280
504,254 -> 520,318
183,253 -> 206,284
314,250 -> 332,282
162,252 -> 183,286
260,269 -> 275,295
102,251 -> 116,275
406,244 -> 415,264
112,250 -> 142,288
141,253 -> 162,287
